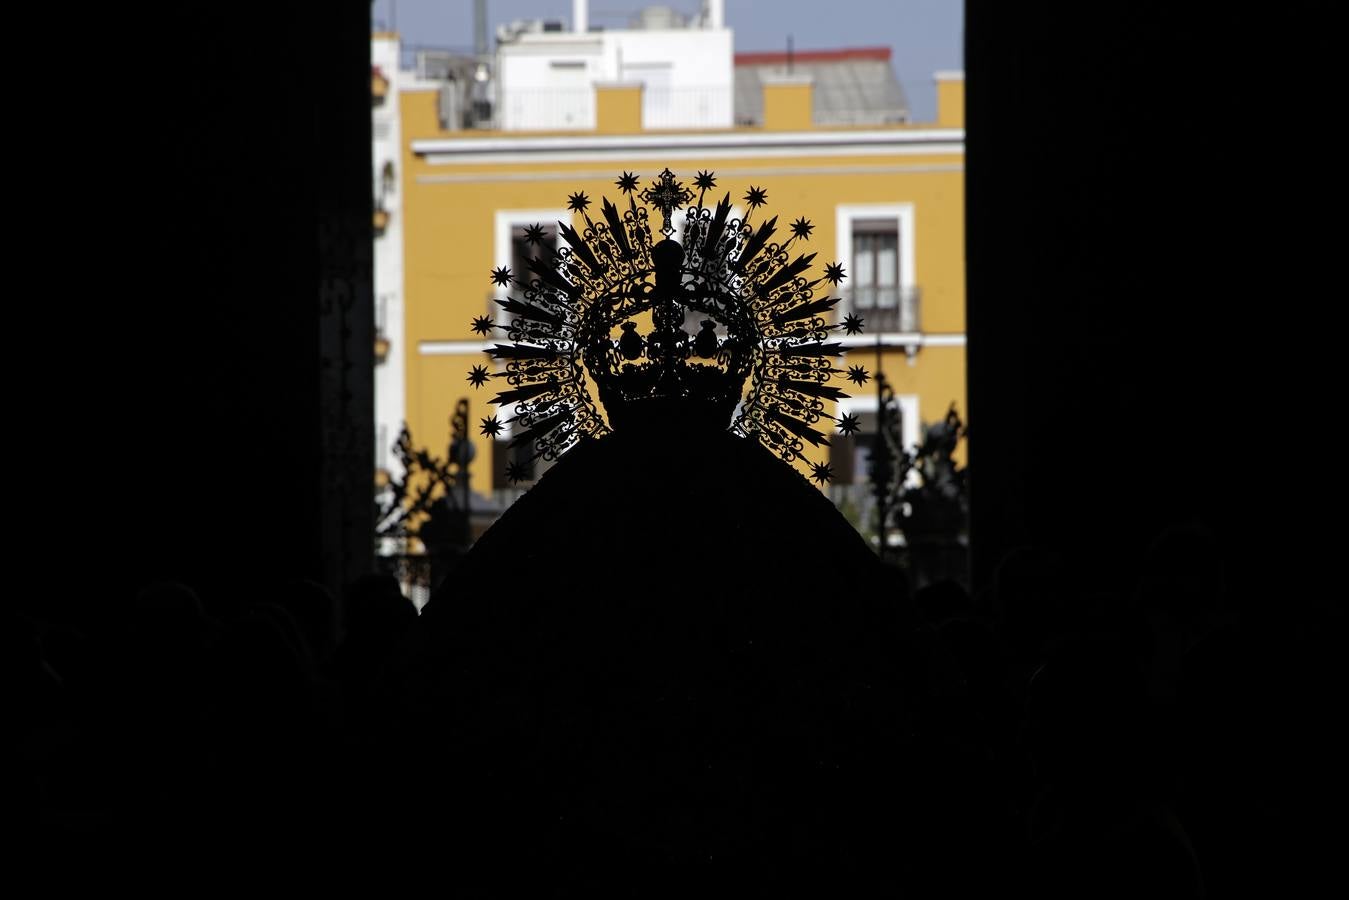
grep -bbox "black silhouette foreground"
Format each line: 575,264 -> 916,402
323,171 -> 977,888
22,459 -> 1329,895
22,4 -> 1344,892
25,164 -> 1335,895
364,171 -> 1014,887
379,418 -> 1012,890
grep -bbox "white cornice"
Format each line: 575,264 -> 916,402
413,128 -> 964,165
419,332 -> 965,356
416,162 -> 963,185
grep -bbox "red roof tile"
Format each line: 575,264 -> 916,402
734,46 -> 891,66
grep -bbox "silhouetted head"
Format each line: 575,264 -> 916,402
251,602 -> 314,670
4,611 -> 44,680
993,547 -> 1069,657
1140,520 -> 1224,624
937,617 -> 1008,696
121,582 -> 214,677
343,573 -> 416,644
914,579 -> 972,624
208,610 -> 311,709
131,581 -> 207,632
1023,637 -> 1149,787
269,578 -> 337,663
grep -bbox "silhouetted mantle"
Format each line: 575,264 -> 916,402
393,424 -> 904,876
426,420 -> 881,625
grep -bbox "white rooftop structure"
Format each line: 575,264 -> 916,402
496,0 -> 733,131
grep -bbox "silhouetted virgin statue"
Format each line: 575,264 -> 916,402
385,170 -> 940,888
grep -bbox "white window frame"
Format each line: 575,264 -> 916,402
834,392 -> 922,486
494,208 -> 570,274
834,203 -> 917,329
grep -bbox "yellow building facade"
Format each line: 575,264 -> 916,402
395,61 -> 964,529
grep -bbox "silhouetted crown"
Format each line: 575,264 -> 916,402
469,168 -> 869,485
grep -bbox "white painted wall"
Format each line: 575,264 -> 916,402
497,36 -> 602,130
372,34 -> 406,478
497,22 -> 734,130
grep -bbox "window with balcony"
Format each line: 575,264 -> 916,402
853,219 -> 901,330
836,203 -> 918,334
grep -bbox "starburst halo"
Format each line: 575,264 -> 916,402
465,169 -> 872,485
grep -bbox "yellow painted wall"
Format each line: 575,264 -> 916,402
595,84 -> 643,133
937,77 -> 965,128
398,89 -> 965,485
762,81 -> 814,131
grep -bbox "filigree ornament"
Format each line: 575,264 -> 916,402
467,169 -> 864,479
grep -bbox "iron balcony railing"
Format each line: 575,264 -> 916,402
838,285 -> 921,333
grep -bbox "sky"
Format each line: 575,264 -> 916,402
370,0 -> 963,123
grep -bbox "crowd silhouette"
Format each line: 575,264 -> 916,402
14,423 -> 1340,894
